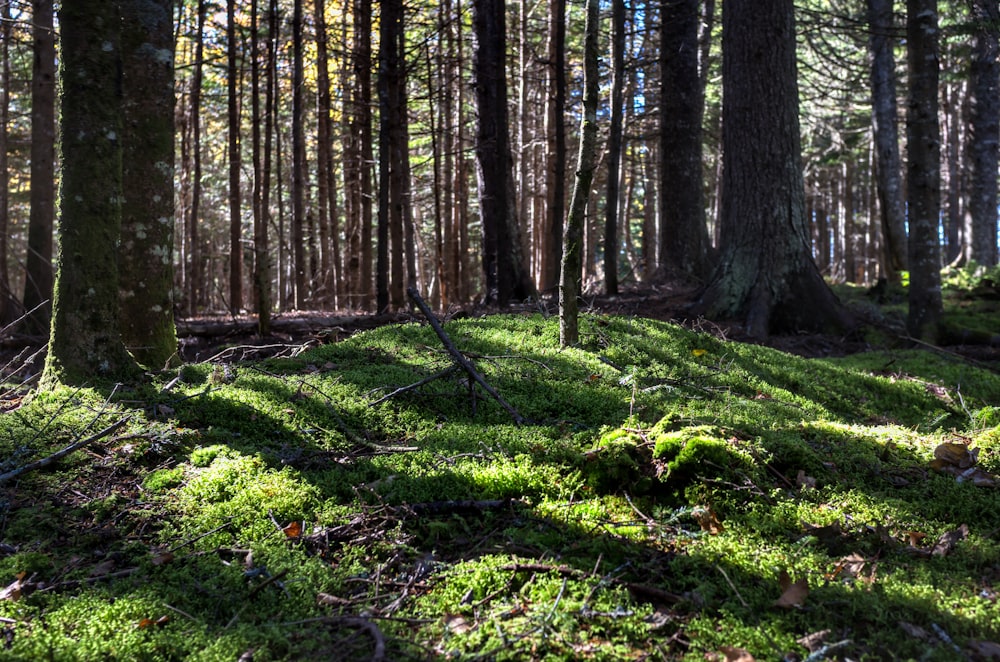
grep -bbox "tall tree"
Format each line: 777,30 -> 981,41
119,0 -> 178,369
314,0 -> 339,305
905,0 -> 943,341
660,0 -> 711,280
868,0 -> 908,282
691,0 -> 851,338
542,0 -> 567,294
22,0 -> 56,334
186,0 -> 206,314
42,0 -> 140,386
227,0 -> 243,314
604,0 -> 625,295
967,0 -> 1000,268
473,0 -> 535,305
291,0 -> 307,308
0,0 -> 15,324
560,0 -> 600,345
251,0 -> 271,334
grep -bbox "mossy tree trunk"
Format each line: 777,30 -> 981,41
559,0 -> 599,346
119,0 -> 179,370
42,0 -> 141,387
690,0 -> 852,339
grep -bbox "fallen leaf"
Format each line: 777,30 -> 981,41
796,470 -> 816,489
932,524 -> 969,557
898,621 -> 930,640
718,645 -> 755,661
692,506 -> 724,534
136,616 -> 168,629
774,570 -> 809,608
933,442 -> 978,469
317,592 -> 352,607
282,521 -> 302,539
797,629 -> 831,652
444,614 -> 473,634
150,550 -> 174,566
692,349 -> 707,357
0,578 -> 24,602
832,553 -> 867,580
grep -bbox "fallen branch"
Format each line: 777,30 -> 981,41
406,287 -> 527,425
0,416 -> 130,485
368,365 -> 459,407
501,562 -> 683,604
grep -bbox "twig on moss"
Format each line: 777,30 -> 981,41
0,416 -> 131,485
407,287 -> 527,425
368,365 -> 459,406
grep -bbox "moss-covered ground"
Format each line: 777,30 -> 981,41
1,281 -> 999,660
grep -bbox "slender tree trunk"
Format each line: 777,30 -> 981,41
22,0 -> 56,333
604,0 -> 625,295
967,0 -> 1000,268
543,0 -> 567,294
187,0 -> 206,314
314,0 -> 338,306
43,0 -> 140,386
905,0 -> 943,341
0,0 -> 12,324
226,0 -> 243,314
867,0 -> 907,282
560,0 -> 600,346
356,0 -> 374,310
252,0 -> 271,334
290,0 -> 307,308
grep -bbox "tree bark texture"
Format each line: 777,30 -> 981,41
120,0 -> 179,369
43,0 -> 140,386
905,0 -> 943,341
604,0 -> 625,295
226,0 -> 243,314
692,0 -> 851,339
660,0 -> 711,281
0,0 -> 11,324
560,0 -> 599,346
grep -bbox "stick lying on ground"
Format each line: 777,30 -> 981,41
406,287 -> 527,425
0,416 -> 131,485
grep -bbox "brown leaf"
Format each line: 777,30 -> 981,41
797,629 -> 831,652
317,592 -> 352,607
796,470 -> 816,489
774,571 -> 809,608
832,553 -> 867,580
692,507 -> 724,534
718,645 -> 756,661
150,551 -> 174,566
933,442 -> 978,469
0,578 -> 23,602
932,524 -> 970,557
282,521 -> 302,539
444,614 -> 473,635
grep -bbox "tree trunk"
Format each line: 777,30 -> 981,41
187,0 -> 206,314
867,0 -> 907,282
690,0 -> 852,339
0,0 -> 12,324
542,0 -> 567,294
251,0 -> 271,334
967,0 -> 1000,268
42,0 -> 140,386
559,0 -> 600,346
314,0 -> 340,307
292,0 -> 307,309
905,0 -> 943,341
660,0 -> 711,281
22,0 -> 57,333
226,0 -> 243,314
604,0 -> 625,295
119,0 -> 179,370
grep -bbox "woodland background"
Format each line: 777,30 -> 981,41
0,0 -> 998,349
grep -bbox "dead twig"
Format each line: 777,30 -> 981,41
407,287 -> 527,425
0,416 -> 131,485
368,365 -> 459,407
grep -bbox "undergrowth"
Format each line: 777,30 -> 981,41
1,311 -> 999,660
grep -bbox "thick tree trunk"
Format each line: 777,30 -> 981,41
867,0 -> 908,282
905,0 -> 943,341
119,0 -> 179,369
43,0 -> 140,386
660,0 -> 711,281
691,0 -> 851,339
967,0 -> 1000,268
22,0 -> 56,334
559,0 -> 600,346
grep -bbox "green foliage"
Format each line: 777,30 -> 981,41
2,313 -> 1000,659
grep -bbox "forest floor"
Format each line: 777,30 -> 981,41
1,274 -> 1000,660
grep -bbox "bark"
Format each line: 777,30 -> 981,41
291,0 -> 307,308
0,0 -> 11,324
378,0 -> 406,312
473,0 -> 535,305
967,0 -> 1000,268
690,0 -> 852,339
559,0 -> 600,346
905,0 -> 943,341
226,0 -> 243,314
187,0 -> 206,314
251,0 -> 271,334
604,0 -> 625,295
542,0 -> 567,294
22,0 -> 56,334
867,0 -> 908,281
120,0 -> 179,369
314,0 -> 340,306
42,0 -> 141,386
660,0 -> 711,280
